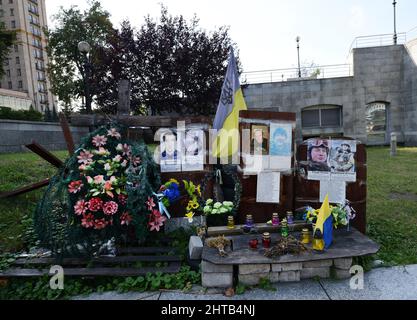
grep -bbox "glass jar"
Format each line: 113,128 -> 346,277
272,213 -> 280,226
245,214 -> 254,228
312,229 -> 325,252
301,228 -> 311,244
281,219 -> 289,238
286,211 -> 294,225
262,232 -> 271,248
249,238 -> 258,249
227,216 -> 235,229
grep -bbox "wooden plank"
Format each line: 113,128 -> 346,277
59,113 -> 75,155
0,178 -> 50,199
13,255 -> 181,266
0,263 -> 182,278
25,142 -> 64,168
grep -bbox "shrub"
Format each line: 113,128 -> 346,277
0,106 -> 43,122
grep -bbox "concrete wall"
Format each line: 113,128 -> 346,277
0,120 -> 89,153
243,43 -> 417,146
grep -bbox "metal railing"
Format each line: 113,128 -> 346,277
240,64 -> 352,85
347,32 -> 407,52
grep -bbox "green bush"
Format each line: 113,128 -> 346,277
0,106 -> 43,122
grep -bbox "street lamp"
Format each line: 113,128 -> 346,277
296,36 -> 301,78
393,1 -> 397,45
78,41 -> 92,113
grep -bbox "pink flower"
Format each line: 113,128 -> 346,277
121,160 -> 128,168
88,197 -> 103,212
74,200 -> 87,215
77,150 -> 94,164
93,175 -> 105,184
68,180 -> 83,194
146,197 -> 156,211
148,210 -> 166,232
92,135 -> 107,147
118,194 -> 127,206
130,155 -> 141,167
94,218 -> 107,230
117,143 -> 131,156
104,181 -> 114,198
112,155 -> 122,163
107,128 -> 121,140
103,201 -> 118,216
81,213 -> 95,228
120,212 -> 132,226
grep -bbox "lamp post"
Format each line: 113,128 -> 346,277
78,41 -> 92,113
296,36 -> 301,78
393,0 -> 397,45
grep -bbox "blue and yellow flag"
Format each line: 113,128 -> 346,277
212,48 -> 247,158
314,194 -> 333,249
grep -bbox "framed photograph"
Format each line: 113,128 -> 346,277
160,129 -> 182,172
182,129 -> 204,171
329,140 -> 356,181
269,123 -> 292,170
250,125 -> 269,155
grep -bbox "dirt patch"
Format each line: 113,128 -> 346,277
389,192 -> 417,201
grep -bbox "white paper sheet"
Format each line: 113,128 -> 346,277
256,171 -> 280,203
319,180 -> 346,204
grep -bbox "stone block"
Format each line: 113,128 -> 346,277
333,257 -> 353,270
238,273 -> 270,286
188,236 -> 203,260
332,267 -> 352,280
202,272 -> 233,288
302,259 -> 333,268
278,262 -> 303,272
201,260 -> 233,273
239,264 -> 270,275
300,267 -> 330,279
280,271 -> 301,282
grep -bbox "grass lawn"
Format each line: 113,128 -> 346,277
1,147 -> 417,265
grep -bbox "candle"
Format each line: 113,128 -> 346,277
286,211 -> 294,225
262,232 -> 271,248
281,219 -> 289,238
249,238 -> 258,249
227,216 -> 235,229
272,213 -> 280,226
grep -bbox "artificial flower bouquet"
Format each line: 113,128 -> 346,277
203,199 -> 234,227
303,200 -> 356,229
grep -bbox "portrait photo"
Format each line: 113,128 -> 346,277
160,129 -> 181,172
329,140 -> 356,173
250,125 -> 269,155
307,138 -> 330,172
270,123 -> 292,157
182,129 -> 204,171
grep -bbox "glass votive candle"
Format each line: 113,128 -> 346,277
227,216 -> 235,229
245,214 -> 254,228
262,232 -> 271,248
286,211 -> 294,225
249,238 -> 258,249
272,213 -> 280,226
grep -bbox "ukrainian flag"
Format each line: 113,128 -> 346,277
314,194 -> 333,249
212,48 -> 247,158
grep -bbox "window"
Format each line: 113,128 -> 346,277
8,82 -> 12,89
10,8 -> 14,16
14,44 -> 18,52
9,0 -> 13,4
0,9 -> 4,18
301,105 -> 342,128
366,102 -> 388,144
11,21 -> 16,28
16,56 -> 20,64
17,69 -> 21,76
18,81 -> 23,89
6,70 -> 10,77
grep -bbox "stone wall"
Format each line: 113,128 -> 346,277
242,43 -> 417,146
0,119 -> 90,153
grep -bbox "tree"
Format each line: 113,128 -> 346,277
0,22 -> 16,78
95,6 -> 238,116
45,0 -> 114,113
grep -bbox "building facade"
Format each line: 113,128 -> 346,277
242,37 -> 417,146
0,0 -> 56,112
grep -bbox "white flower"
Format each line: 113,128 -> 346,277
104,163 -> 111,171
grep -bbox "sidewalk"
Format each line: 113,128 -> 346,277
72,264 -> 417,300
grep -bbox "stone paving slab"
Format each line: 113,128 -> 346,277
72,291 -> 161,300
320,265 -> 417,300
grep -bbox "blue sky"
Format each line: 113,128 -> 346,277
46,0 -> 417,71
